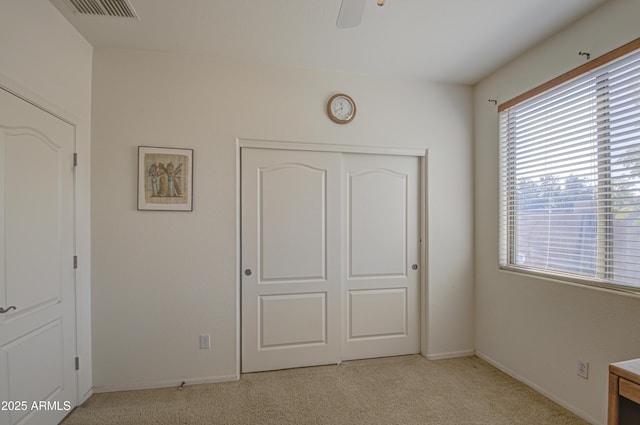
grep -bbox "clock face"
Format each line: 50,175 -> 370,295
328,94 -> 356,123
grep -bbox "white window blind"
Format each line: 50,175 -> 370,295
499,42 -> 640,293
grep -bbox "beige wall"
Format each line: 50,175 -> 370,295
91,47 -> 474,390
474,0 -> 640,423
0,0 -> 93,402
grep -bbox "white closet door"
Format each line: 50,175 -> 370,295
342,154 -> 420,360
241,147 -> 421,372
0,88 -> 77,425
241,148 -> 342,373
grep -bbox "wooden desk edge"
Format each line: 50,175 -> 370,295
610,360 -> 640,384
609,359 -> 640,425
609,372 -> 620,425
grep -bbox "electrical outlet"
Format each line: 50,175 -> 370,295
577,360 -> 589,379
200,334 -> 211,349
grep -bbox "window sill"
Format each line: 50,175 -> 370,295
498,265 -> 640,298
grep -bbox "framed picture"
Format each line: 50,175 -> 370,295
138,146 -> 193,211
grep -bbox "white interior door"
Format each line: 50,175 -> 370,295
241,147 -> 420,372
342,154 -> 420,360
0,88 -> 77,425
241,148 -> 342,373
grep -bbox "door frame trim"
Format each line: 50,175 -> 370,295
237,138 -> 426,157
235,137 -> 428,373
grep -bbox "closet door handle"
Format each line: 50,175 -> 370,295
244,269 -> 252,276
0,306 -> 16,314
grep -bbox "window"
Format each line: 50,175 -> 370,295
499,39 -> 640,293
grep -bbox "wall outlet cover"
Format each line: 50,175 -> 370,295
577,360 -> 589,379
200,334 -> 211,349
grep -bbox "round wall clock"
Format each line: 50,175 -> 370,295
327,93 -> 356,124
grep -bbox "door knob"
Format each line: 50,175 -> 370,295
0,306 -> 16,314
411,264 -> 419,271
244,269 -> 252,276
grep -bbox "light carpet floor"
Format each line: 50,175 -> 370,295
62,355 -> 589,424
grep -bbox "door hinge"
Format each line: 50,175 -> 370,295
73,153 -> 78,167
73,255 -> 78,269
75,357 -> 80,371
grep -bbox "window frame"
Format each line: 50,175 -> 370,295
498,37 -> 640,295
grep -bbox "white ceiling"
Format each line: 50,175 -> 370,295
50,0 -> 609,84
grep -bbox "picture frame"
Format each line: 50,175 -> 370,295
137,146 -> 193,211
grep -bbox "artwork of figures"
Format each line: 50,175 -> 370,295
138,146 -> 193,211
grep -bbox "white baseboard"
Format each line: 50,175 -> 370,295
475,351 -> 600,425
424,349 -> 475,360
78,388 -> 93,404
92,374 -> 240,394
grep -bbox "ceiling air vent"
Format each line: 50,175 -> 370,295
64,0 -> 139,19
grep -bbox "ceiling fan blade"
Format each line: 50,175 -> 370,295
336,0 -> 367,28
